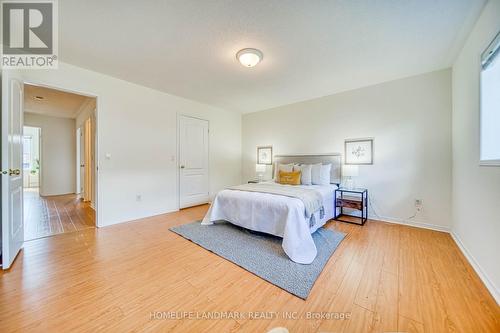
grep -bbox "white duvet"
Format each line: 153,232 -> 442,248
201,182 -> 337,264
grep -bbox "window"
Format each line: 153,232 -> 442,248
23,136 -> 32,170
480,31 -> 500,165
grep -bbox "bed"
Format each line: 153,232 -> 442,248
202,154 -> 342,264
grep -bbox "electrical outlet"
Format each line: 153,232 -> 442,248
415,199 -> 423,211
136,194 -> 142,202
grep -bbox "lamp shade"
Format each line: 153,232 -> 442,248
343,165 -> 359,177
256,164 -> 266,173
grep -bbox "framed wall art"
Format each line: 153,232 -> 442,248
345,139 -> 373,165
257,146 -> 273,165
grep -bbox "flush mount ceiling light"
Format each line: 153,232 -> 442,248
236,48 -> 263,68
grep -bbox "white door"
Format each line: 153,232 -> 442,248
179,116 -> 209,209
76,127 -> 81,194
2,78 -> 24,269
78,127 -> 85,194
83,118 -> 92,202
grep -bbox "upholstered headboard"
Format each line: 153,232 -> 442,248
273,154 -> 342,185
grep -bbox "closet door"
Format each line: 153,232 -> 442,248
179,115 -> 209,209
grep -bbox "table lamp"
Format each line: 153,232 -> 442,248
342,165 -> 359,190
255,164 -> 266,182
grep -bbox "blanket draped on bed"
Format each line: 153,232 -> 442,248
227,183 -> 325,226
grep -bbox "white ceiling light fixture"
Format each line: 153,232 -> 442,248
236,48 -> 263,68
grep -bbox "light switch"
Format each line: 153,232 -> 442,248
105,153 -> 112,160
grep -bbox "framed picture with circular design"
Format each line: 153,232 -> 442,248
257,146 -> 273,165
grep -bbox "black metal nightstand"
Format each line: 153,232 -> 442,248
334,188 -> 368,225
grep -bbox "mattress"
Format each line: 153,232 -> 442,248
201,182 -> 337,264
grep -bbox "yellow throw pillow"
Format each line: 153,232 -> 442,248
278,170 -> 301,185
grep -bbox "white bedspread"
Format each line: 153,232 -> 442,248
201,182 -> 337,264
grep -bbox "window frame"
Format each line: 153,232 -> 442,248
23,135 -> 33,170
479,31 -> 500,166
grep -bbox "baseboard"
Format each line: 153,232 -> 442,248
450,231 -> 500,305
99,208 -> 179,228
39,191 -> 76,197
370,215 -> 451,233
369,215 -> 499,305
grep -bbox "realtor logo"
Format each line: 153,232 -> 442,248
1,0 -> 58,68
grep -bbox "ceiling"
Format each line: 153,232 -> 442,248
24,84 -> 94,118
59,0 -> 486,113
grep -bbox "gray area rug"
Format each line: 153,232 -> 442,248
170,221 -> 346,299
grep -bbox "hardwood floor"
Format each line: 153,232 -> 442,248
24,188 -> 95,241
1,204 -> 498,332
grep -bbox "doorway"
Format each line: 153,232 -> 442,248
22,126 -> 41,190
22,84 -> 97,241
178,115 -> 209,209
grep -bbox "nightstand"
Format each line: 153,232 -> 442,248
334,188 -> 368,225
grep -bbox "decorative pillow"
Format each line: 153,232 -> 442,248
274,163 -> 294,180
311,163 -> 331,185
293,164 -> 312,185
278,170 -> 302,185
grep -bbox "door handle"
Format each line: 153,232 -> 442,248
180,165 -> 185,169
2,169 -> 21,176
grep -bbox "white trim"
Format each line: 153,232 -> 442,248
100,208 -> 179,227
370,215 -> 450,233
479,159 -> 500,166
450,231 -> 500,305
479,31 -> 500,167
20,79 -> 101,228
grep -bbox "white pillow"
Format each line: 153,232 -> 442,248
293,164 -> 312,185
311,163 -> 331,185
274,163 -> 294,180
321,164 -> 332,184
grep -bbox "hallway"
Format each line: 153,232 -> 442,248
24,188 -> 95,241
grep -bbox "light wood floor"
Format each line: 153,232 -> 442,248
24,188 -> 95,241
1,204 -> 498,332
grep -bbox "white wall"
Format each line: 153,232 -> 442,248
243,69 -> 452,230
7,62 -> 241,226
24,113 -> 76,196
451,0 -> 500,303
